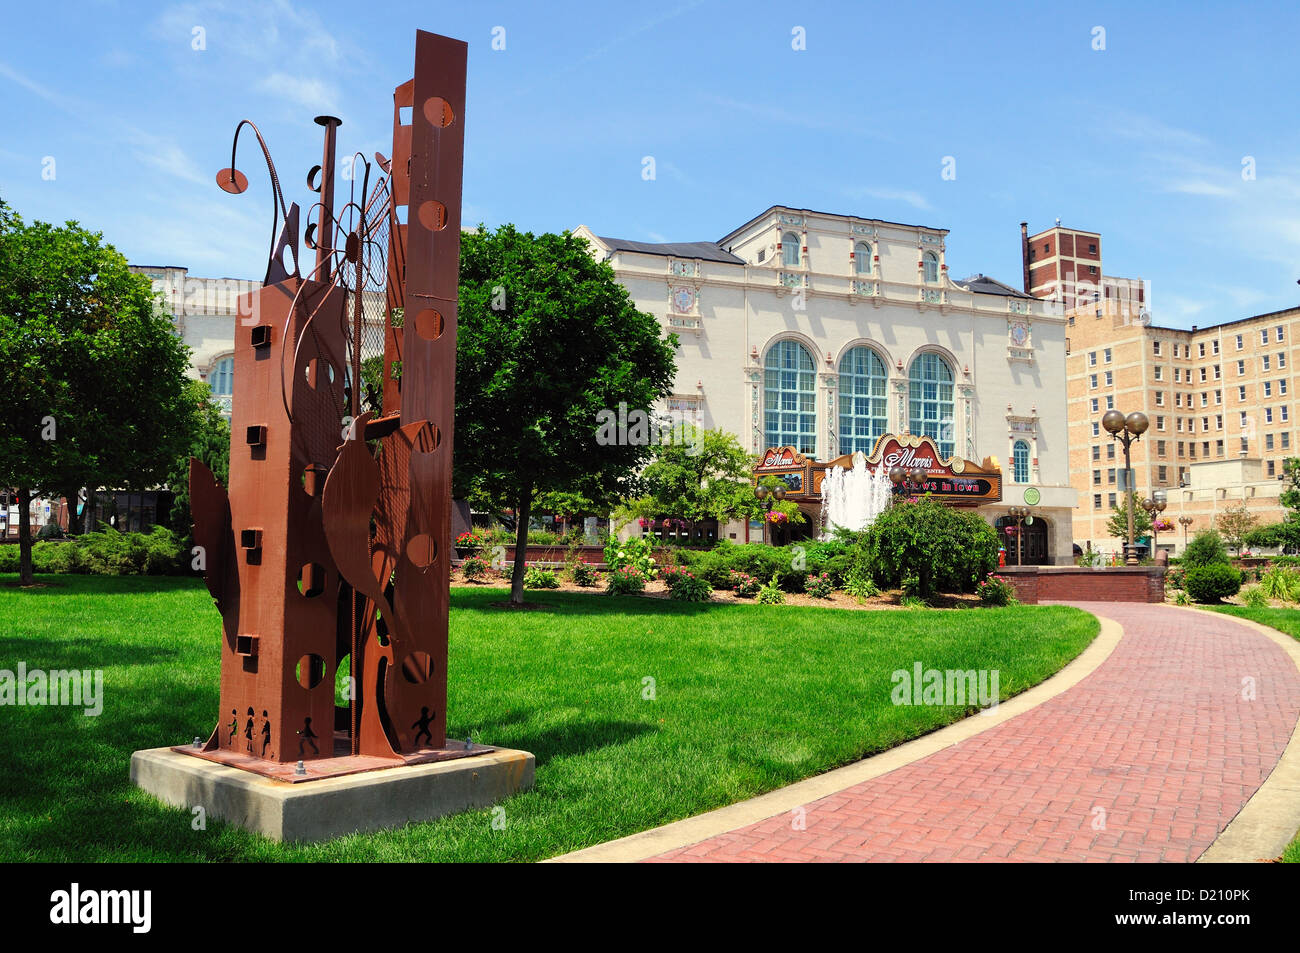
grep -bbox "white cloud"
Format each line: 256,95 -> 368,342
846,186 -> 931,210
256,71 -> 338,113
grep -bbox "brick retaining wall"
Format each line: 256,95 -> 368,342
1000,566 -> 1166,605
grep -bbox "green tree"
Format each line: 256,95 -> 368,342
453,225 -> 677,604
0,200 -> 196,584
167,379 -> 231,538
1215,500 -> 1258,554
616,425 -> 758,538
1105,498 -> 1153,544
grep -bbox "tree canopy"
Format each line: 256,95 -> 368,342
453,225 -> 677,602
0,198 -> 196,582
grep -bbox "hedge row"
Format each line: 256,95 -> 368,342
0,526 -> 187,576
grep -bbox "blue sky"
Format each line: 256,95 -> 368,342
1,0 -> 1297,329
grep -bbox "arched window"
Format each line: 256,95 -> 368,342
1012,440 -> 1031,483
838,347 -> 888,454
854,242 -> 872,275
764,340 -> 817,456
908,353 -> 954,458
781,231 -> 801,267
923,251 -> 939,283
209,357 -> 234,396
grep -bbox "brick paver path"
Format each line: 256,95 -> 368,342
648,603 -> 1300,862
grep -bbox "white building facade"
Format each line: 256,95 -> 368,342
575,206 -> 1077,564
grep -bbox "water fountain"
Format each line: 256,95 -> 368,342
820,451 -> 894,536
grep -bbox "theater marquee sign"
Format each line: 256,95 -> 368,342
753,434 -> 1002,506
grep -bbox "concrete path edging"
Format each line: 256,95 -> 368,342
1183,605 -> 1300,863
552,612 -> 1121,863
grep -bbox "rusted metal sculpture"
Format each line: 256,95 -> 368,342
182,30 -> 477,781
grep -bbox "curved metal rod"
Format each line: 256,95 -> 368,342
226,120 -> 291,271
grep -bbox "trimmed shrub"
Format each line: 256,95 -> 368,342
568,561 -> 598,587
606,566 -> 646,595
859,497 -> 998,597
805,572 -> 834,599
1182,530 -> 1230,570
522,566 -> 559,589
976,574 -> 1016,607
1185,563 -> 1242,603
604,536 -> 657,578
460,555 -> 490,582
663,566 -> 711,602
729,570 -> 760,598
843,570 -> 879,600
757,574 -> 785,605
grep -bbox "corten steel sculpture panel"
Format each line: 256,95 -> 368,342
184,30 -> 469,780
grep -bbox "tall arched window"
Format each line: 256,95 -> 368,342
1012,440 -> 1031,483
923,251 -> 939,283
854,242 -> 872,274
781,231 -> 801,267
764,340 -> 817,456
838,347 -> 888,454
210,357 -> 234,396
908,353 -> 954,458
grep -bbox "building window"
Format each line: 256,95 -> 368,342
1092,421 -> 1100,436
1158,465 -> 1167,482
854,242 -> 872,275
1200,367 -> 1208,382
1106,396 -> 1115,410
1237,360 -> 1245,375
1212,340 -> 1220,354
1239,386 -> 1247,401
922,252 -> 939,283
1089,373 -> 1098,389
1264,382 -> 1273,397
1105,371 -> 1113,386
1094,494 -> 1102,509
781,231 -> 800,267
1236,334 -> 1244,350
908,352 -> 954,457
210,357 -> 234,396
1263,355 -> 1271,371
1103,348 -> 1112,363
1157,440 -> 1166,455
1280,352 -> 1287,368
1281,379 -> 1289,395
1107,443 -> 1115,459
1214,364 -> 1221,379
1266,408 -> 1274,423
1155,391 -> 1164,406
764,340 -> 817,455
1153,341 -> 1162,356
1092,445 -> 1100,461
1090,398 -> 1099,412
1267,433 -> 1275,450
1278,326 -> 1285,342
838,346 -> 888,454
1284,407 -> 1290,422
1012,440 -> 1030,483
1089,351 -> 1097,366
1284,432 -> 1291,448
1156,415 -> 1165,430
1154,366 -> 1163,381
1107,468 -> 1116,485
1261,329 -> 1269,344
1201,392 -> 1209,406
1269,460 -> 1277,477
1093,469 -> 1101,486
1108,493 -> 1117,508
1199,342 -> 1206,357
1215,440 -> 1223,457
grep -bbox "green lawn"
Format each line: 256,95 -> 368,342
0,574 -> 1098,862
1207,605 -> 1300,863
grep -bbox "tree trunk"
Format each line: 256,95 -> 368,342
509,490 -> 532,605
17,487 -> 34,585
61,487 -> 81,536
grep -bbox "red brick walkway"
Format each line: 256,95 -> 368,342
647,603 -> 1300,862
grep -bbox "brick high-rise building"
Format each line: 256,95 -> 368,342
1023,222 -> 1298,554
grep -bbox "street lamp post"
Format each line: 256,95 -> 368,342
754,482 -> 787,546
1102,410 -> 1150,566
1142,491 -> 1168,555
1144,494 -> 1175,553
888,465 -> 929,496
1178,515 -> 1194,547
1007,505 -> 1031,565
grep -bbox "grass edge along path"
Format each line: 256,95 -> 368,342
1207,605 -> 1300,863
1,575 -> 1098,862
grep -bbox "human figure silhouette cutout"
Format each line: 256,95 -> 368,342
298,716 -> 319,755
260,709 -> 271,757
244,706 -> 255,753
412,707 -> 435,747
227,708 -> 237,744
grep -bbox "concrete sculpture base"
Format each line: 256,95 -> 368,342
131,744 -> 534,843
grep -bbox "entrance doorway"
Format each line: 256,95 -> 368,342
996,515 -> 1049,565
